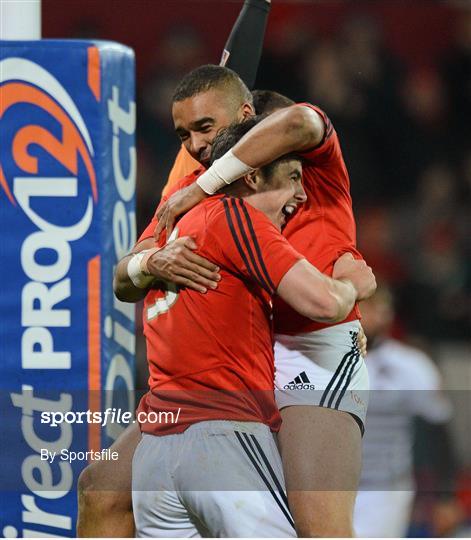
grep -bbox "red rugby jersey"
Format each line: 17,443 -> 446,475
138,166 -> 205,243
273,104 -> 363,335
137,195 -> 302,435
140,103 -> 363,337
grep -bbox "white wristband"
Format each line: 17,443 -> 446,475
196,149 -> 255,195
127,250 -> 155,289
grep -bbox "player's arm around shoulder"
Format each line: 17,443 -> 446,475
277,253 -> 376,323
279,103 -> 325,152
230,104 -> 325,167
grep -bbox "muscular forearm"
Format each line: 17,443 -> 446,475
323,278 -> 357,323
196,106 -> 324,195
113,254 -> 153,303
113,239 -> 156,303
114,235 -> 222,299
298,274 -> 356,324
232,105 -> 323,167
277,259 -> 358,324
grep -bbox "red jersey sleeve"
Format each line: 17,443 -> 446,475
207,196 -> 303,295
296,103 -> 339,165
136,167 -> 205,244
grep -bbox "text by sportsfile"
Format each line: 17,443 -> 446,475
41,407 -> 182,427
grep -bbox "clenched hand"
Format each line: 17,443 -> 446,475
333,253 -> 376,301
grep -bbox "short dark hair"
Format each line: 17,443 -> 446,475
252,90 -> 295,115
173,64 -> 252,105
211,116 -> 299,181
210,115 -> 262,164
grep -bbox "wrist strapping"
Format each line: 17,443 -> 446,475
127,248 -> 159,289
196,150 -> 254,195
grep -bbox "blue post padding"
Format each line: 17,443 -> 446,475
0,40 -> 136,537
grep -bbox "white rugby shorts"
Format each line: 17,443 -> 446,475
132,421 -> 296,538
274,320 -> 369,430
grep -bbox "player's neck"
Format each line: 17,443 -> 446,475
243,193 -> 280,229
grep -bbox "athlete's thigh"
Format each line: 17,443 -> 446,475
86,421 -> 141,492
278,405 -> 361,531
274,322 -> 369,533
354,490 -> 414,537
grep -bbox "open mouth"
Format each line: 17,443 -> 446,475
280,203 -> 298,227
282,203 -> 297,218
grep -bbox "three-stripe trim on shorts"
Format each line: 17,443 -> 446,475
319,347 -> 361,409
234,431 -> 295,531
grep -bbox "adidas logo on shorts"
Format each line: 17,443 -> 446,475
283,371 -> 315,390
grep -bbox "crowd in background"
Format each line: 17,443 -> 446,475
132,9 -> 470,534
136,7 -> 470,345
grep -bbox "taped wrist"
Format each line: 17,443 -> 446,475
127,248 -> 159,289
196,150 -> 254,195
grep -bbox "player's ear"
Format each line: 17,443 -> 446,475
239,101 -> 255,120
243,170 -> 260,192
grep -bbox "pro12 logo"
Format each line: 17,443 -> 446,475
0,57 -> 97,369
0,57 -> 96,236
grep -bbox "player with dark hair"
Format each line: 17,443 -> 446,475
79,2 -> 374,535
252,89 -> 295,115
162,65 -> 253,187
113,65 -> 258,303
169,65 -> 254,167
130,118 -> 374,537
155,85 -> 371,537
113,71 -> 372,537
80,64 -> 373,535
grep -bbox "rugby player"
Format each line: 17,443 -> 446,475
79,66 -> 373,537
155,75 -> 370,536
131,117 -> 374,537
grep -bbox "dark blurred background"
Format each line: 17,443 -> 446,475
43,1 -> 470,536
44,0 -> 470,343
